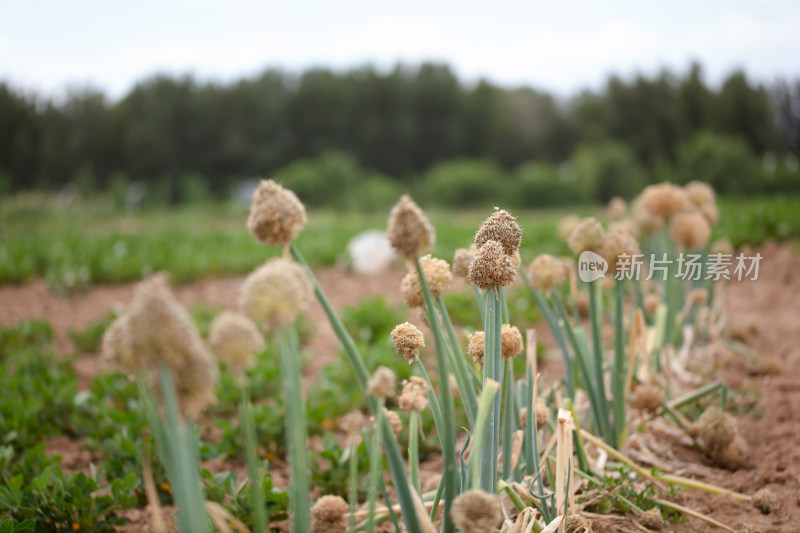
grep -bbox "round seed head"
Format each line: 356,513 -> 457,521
693,407 -> 737,454
247,179 -> 307,248
567,218 -> 606,255
631,386 -> 664,413
670,211 -> 711,250
121,273 -> 218,418
600,230 -> 641,273
606,196 -> 627,219
367,366 -> 396,400
609,218 -> 640,238
713,434 -> 749,470
566,514 -> 593,533
528,254 -> 568,292
632,208 -> 665,237
451,490 -> 503,533
558,215 -> 581,242
467,331 -> 485,366
385,409 -> 403,436
753,488 -> 780,514
500,324 -> 523,359
176,351 -> 220,420
387,194 -> 435,260
208,311 -> 265,379
467,240 -> 516,289
400,255 -> 453,308
398,376 -> 429,412
452,245 -> 477,278
644,294 -> 661,316
239,258 -> 312,331
641,182 -> 688,218
640,509 -> 664,530
685,180 -> 715,208
102,313 -> 134,372
518,399 -> 549,430
340,410 -> 366,442
710,238 -> 734,256
391,322 -> 425,364
475,209 -> 522,256
700,202 -> 720,225
310,495 -> 348,533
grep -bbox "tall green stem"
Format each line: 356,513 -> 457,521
480,287 -> 503,493
611,280 -> 626,447
415,257 -> 457,533
279,325 -> 309,533
240,386 -> 268,533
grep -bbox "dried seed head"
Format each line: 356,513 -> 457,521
693,407 -> 737,454
239,258 -> 312,331
247,179 -> 307,248
710,238 -> 734,256
566,513 -> 593,533
609,218 -> 640,238
567,218 -> 606,255
208,311 -> 265,379
641,182 -> 688,218
102,314 -> 134,372
685,180 -> 715,208
452,245 -> 477,278
400,255 -> 453,308
713,434 -> 749,470
631,386 -> 664,413
310,495 -> 348,533
519,399 -> 549,430
340,410 -> 366,441
606,196 -> 627,219
467,331 -> 485,366
600,230 -> 641,273
632,208 -> 665,237
558,215 -> 581,241
467,240 -> 516,289
385,409 -> 403,436
391,322 -> 425,364
528,254 -> 567,292
451,490 -> 503,533
640,508 -> 664,530
670,211 -> 711,250
475,208 -> 522,256
700,202 -> 720,225
398,376 -> 429,412
105,273 -> 218,418
367,366 -> 396,400
501,324 -> 523,359
753,488 -> 780,514
644,294 -> 661,316
689,288 -> 709,305
387,194 -> 435,259
510,250 -> 521,270
755,357 -> 782,376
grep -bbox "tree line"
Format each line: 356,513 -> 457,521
1,61 -> 798,204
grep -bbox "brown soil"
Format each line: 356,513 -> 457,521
1,242 -> 799,532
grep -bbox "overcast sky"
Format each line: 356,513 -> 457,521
2,0 -> 799,99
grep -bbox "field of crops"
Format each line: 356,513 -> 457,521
1,187 -> 798,533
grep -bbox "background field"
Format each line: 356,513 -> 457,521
2,194 -> 799,293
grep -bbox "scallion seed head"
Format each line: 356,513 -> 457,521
387,194 -> 435,260
247,179 -> 307,249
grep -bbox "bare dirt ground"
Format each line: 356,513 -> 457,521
1,242 -> 798,532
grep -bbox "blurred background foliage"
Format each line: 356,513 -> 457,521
1,61 -> 799,208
